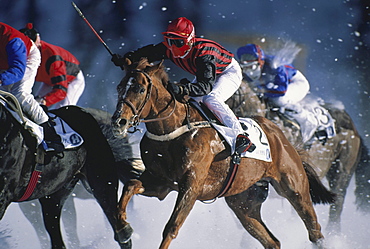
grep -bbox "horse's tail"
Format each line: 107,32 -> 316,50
302,161 -> 336,205
355,138 -> 370,212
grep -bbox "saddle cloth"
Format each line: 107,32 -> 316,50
282,102 -> 336,144
5,104 -> 83,149
187,99 -> 271,162
212,117 -> 272,162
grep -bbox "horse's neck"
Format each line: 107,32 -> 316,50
236,81 -> 267,117
145,99 -> 203,135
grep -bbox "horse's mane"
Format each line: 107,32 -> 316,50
131,58 -> 169,88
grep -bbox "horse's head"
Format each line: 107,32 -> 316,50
112,58 -> 169,137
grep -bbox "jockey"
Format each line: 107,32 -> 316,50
112,17 -> 255,154
0,22 -> 64,152
236,43 -> 321,143
20,23 -> 85,109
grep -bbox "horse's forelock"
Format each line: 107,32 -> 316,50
145,62 -> 169,88
136,58 -> 150,70
128,58 -> 169,88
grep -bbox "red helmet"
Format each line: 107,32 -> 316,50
162,17 -> 195,58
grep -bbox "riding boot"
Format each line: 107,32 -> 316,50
40,120 -> 64,153
235,133 -> 256,154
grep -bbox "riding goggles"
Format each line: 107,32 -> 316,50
166,38 -> 186,48
240,61 -> 262,81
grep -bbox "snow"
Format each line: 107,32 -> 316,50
1,0 -> 369,248
1,179 -> 369,248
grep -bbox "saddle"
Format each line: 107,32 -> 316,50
0,95 -> 83,151
188,99 -> 271,162
271,100 -> 336,146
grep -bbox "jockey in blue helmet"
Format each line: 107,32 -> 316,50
236,44 -> 322,144
236,43 -> 309,105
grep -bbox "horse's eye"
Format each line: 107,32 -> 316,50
132,84 -> 145,94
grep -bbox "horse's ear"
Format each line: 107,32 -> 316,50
125,57 -> 132,66
123,58 -> 132,71
148,60 -> 164,74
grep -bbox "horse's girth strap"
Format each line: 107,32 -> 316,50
17,149 -> 44,202
215,154 -> 240,198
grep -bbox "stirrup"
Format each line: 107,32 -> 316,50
315,130 -> 328,145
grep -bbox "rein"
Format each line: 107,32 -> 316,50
118,70 -> 177,132
0,91 -> 45,202
0,90 -> 26,124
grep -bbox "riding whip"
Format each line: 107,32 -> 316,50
71,1 -> 114,56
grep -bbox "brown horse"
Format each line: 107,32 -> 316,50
111,58 -> 335,249
227,80 -> 370,229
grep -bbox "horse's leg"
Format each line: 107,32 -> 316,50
326,158 -> 356,230
159,171 -> 205,249
272,173 -> 324,245
117,179 -> 144,240
85,158 -> 135,249
39,177 -> 78,249
225,183 -> 281,249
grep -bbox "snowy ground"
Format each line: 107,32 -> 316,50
0,177 -> 368,249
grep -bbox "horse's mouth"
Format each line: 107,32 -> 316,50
112,126 -> 128,138
112,118 -> 129,138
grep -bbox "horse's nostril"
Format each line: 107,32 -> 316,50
119,119 -> 127,126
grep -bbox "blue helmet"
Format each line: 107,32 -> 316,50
236,44 -> 265,66
237,44 -> 265,81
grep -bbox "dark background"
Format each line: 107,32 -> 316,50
1,1 -> 369,248
1,0 -> 369,148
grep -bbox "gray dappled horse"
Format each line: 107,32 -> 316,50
227,80 -> 370,229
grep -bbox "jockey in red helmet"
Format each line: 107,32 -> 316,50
162,17 -> 195,58
20,23 -> 85,109
112,17 -> 256,154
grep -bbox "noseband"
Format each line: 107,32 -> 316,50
114,69 -> 176,132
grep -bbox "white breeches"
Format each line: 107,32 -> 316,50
269,70 -> 310,107
0,42 -> 48,124
193,58 -> 243,133
35,70 -> 85,109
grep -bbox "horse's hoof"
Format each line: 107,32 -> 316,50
116,223 -> 134,243
119,239 -> 132,249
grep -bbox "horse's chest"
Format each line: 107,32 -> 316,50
141,139 -> 184,178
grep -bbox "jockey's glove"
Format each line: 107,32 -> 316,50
179,78 -> 191,84
111,53 -> 125,67
167,83 -> 189,100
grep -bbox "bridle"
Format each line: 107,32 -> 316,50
114,69 -> 177,133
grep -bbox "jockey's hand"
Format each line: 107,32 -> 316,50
167,83 -> 189,100
111,53 -> 125,67
179,78 -> 191,84
35,96 -> 46,105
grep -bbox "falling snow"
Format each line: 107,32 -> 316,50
0,0 -> 369,248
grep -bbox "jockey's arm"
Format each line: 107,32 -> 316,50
0,38 -> 27,85
290,70 -> 310,91
262,66 -> 289,98
182,55 -> 215,97
42,60 -> 69,106
125,43 -> 167,63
